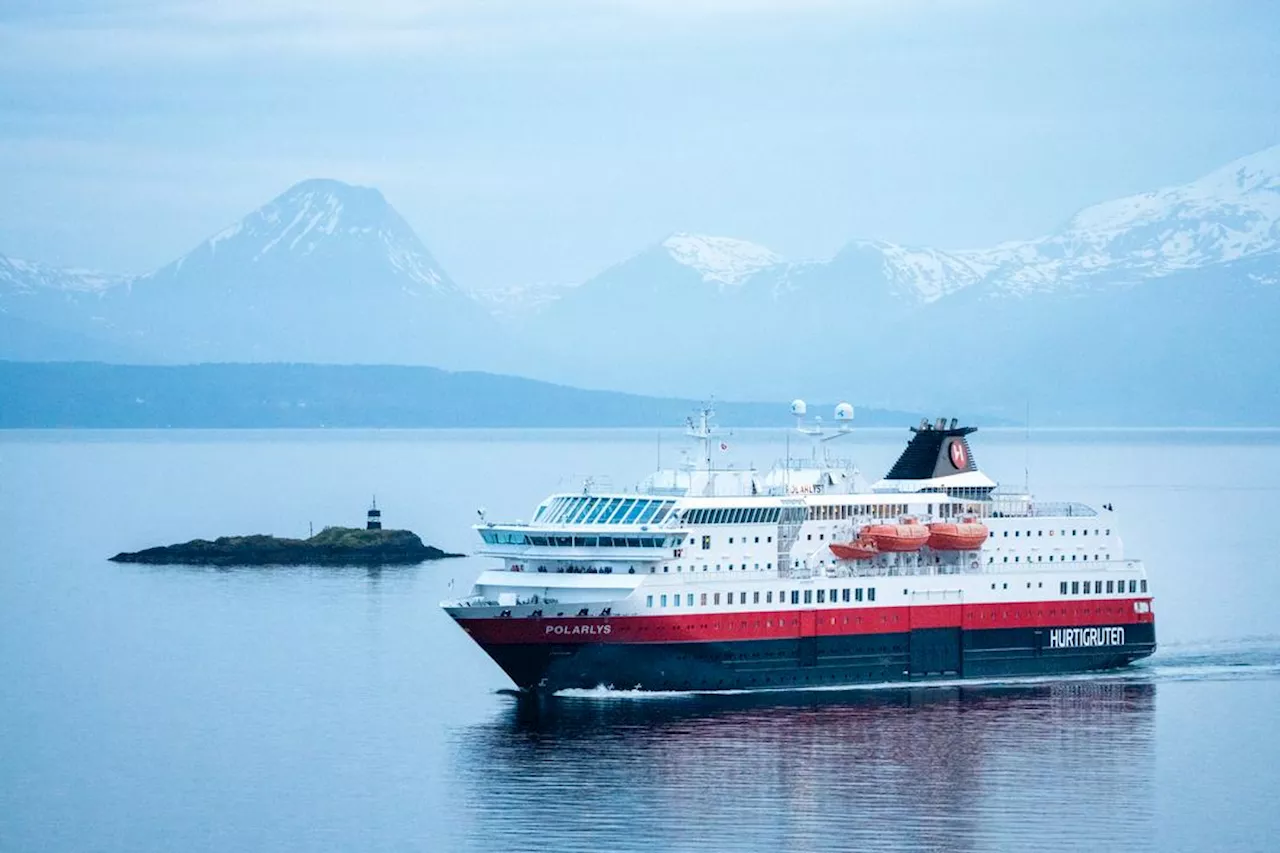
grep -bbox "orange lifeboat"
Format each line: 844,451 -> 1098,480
927,519 -> 989,551
830,537 -> 879,561
861,518 -> 930,552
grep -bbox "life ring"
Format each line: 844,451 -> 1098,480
970,561 -> 979,570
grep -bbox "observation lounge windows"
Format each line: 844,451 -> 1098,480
593,498 -> 621,524
622,501 -> 647,524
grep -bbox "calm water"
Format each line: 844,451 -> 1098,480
2,428 -> 1279,852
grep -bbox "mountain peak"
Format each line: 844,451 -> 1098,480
661,232 -> 782,287
154,178 -> 462,298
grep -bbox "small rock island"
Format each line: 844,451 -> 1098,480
110,501 -> 463,567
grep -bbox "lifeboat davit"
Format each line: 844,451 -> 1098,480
830,538 -> 879,561
927,519 -> 990,551
861,519 -> 930,552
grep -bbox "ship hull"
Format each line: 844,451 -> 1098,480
466,623 -> 1157,693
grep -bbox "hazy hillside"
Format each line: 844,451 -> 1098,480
0,362 -> 920,429
2,147 -> 1278,424
1,180 -> 502,369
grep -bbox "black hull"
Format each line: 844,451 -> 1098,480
480,624 -> 1157,693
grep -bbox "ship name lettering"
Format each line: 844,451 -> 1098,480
545,624 -> 612,636
1048,626 -> 1125,649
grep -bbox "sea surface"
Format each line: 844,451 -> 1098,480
2,427 -> 1279,853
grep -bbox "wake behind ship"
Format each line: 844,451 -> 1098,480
442,405 -> 1156,693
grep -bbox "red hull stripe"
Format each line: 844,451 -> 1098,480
456,598 -> 1156,645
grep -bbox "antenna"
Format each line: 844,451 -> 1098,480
1024,400 -> 1031,493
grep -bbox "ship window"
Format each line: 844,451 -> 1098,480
767,591 -> 773,604
1048,556 -> 1054,562
791,591 -> 800,605
1072,529 -> 1077,536
817,590 -> 826,604
1106,529 -> 1111,536
1003,531 -> 1008,537
1141,580 -> 1148,593
1015,531 -> 1020,537
754,591 -> 760,604
830,588 -> 837,602
701,593 -> 707,605
1003,557 -> 1008,563
1060,582 -> 1068,595
714,593 -> 721,605
577,499 -> 600,523
767,536 -> 773,543
868,588 -> 875,602
702,536 -> 711,550
807,534 -> 812,541
1107,580 -> 1114,593
728,537 -> 734,544
622,501 -> 647,524
1071,581 -> 1079,594
646,595 -> 653,607
625,538 -> 641,547
1038,530 -> 1043,537
754,537 -> 760,544
673,593 -> 680,607
767,562 -> 773,569
660,595 -> 668,607
636,502 -> 660,524
855,588 -> 863,602
1127,580 -> 1135,593
1082,554 -> 1088,561
603,498 -> 628,523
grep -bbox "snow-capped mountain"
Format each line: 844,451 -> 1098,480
0,255 -> 128,295
1,179 -> 500,367
519,145 -> 1280,422
661,233 -> 782,288
141,178 -> 463,300
843,144 -> 1280,304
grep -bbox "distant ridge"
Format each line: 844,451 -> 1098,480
0,362 -> 925,429
2,145 -> 1279,424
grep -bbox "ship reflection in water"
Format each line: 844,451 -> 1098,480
448,681 -> 1155,853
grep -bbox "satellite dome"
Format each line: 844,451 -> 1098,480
790,399 -> 807,417
835,402 -> 854,422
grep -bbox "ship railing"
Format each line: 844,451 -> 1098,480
990,499 -> 1098,518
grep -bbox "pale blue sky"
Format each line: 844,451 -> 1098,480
1,0 -> 1278,289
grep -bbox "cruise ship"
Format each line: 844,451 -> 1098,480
442,404 -> 1156,693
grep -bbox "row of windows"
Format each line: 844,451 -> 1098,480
1061,579 -> 1147,595
682,507 -> 783,525
1000,528 -> 1110,538
646,586 -> 878,609
701,534 -> 774,550
534,497 -> 675,526
480,530 -> 680,548
992,554 -> 1111,564
658,563 -> 775,573
807,502 -> 965,521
